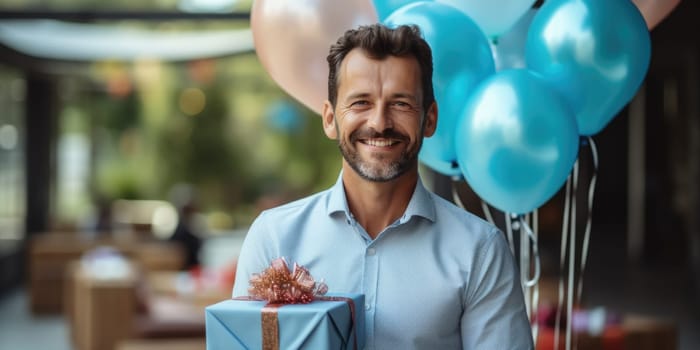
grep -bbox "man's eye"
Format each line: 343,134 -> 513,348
392,101 -> 413,110
351,101 -> 369,107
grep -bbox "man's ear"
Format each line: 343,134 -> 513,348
322,100 -> 337,139
423,102 -> 438,137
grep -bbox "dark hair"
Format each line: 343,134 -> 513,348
326,24 -> 434,112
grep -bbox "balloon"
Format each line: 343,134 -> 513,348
490,9 -> 537,71
384,2 -> 495,177
436,0 -> 536,38
266,100 -> 305,133
525,0 -> 651,136
373,0 -> 432,21
632,0 -> 681,29
455,69 -> 579,215
251,0 -> 378,115
418,72 -> 480,177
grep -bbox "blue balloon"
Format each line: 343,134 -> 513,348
419,72 -> 473,177
525,0 -> 651,136
266,100 -> 304,133
373,0 -> 432,21
455,69 -> 579,214
384,2 -> 495,177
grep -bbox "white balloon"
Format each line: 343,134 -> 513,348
437,0 -> 535,38
490,9 -> 537,71
631,0 -> 680,29
251,0 -> 378,114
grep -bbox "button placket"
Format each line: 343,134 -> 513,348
362,244 -> 379,349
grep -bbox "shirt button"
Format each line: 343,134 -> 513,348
365,304 -> 371,311
367,248 -> 376,256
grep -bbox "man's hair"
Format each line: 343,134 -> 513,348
326,24 -> 435,112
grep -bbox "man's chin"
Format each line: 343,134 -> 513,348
357,172 -> 400,183
356,162 -> 407,182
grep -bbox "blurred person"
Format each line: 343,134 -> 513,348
80,196 -> 113,236
233,24 -> 532,349
168,184 -> 204,270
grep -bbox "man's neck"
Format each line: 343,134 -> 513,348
341,163 -> 418,239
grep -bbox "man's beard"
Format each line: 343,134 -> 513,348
338,126 -> 423,182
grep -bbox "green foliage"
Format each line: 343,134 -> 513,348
55,51 -> 341,228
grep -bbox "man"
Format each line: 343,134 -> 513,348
233,23 -> 533,349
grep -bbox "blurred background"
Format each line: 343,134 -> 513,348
0,0 -> 698,350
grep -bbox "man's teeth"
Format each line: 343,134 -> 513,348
364,139 -> 396,147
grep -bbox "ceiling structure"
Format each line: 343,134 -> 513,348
0,6 -> 253,70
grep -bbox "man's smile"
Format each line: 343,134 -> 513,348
359,138 -> 401,148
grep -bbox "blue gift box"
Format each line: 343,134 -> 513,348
206,293 -> 365,350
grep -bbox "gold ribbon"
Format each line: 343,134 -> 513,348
232,296 -> 358,350
261,303 -> 282,350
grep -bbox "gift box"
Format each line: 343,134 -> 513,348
205,293 -> 365,350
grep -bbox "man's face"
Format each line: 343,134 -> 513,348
322,49 -> 437,182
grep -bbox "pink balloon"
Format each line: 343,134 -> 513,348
251,0 -> 378,114
631,0 -> 681,29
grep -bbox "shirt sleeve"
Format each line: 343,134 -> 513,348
461,228 -> 534,350
231,211 -> 278,297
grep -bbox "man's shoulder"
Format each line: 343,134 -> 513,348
258,188 -> 332,219
427,191 -> 500,237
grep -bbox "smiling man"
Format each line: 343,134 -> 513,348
233,24 -> 533,349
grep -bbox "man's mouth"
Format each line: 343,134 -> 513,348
361,138 -> 399,147
351,128 -> 408,148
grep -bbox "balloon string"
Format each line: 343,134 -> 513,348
505,211 -> 515,256
532,266 -> 540,346
520,214 -> 531,318
519,215 -> 541,345
567,159 -> 580,350
451,185 -> 465,209
532,210 -> 540,345
554,173 -> 572,350
481,201 -> 496,227
532,209 -> 540,344
576,137 -> 599,306
520,216 -> 541,288
452,185 -> 496,226
533,209 -> 538,247
451,184 -> 497,227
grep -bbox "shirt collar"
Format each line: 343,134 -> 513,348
326,172 -> 436,223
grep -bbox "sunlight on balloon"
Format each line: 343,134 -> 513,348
542,1 -> 588,53
470,82 -> 522,141
542,1 -> 629,85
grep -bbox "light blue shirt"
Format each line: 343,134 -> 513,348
233,175 -> 534,350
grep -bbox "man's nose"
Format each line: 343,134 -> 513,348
367,105 -> 393,132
